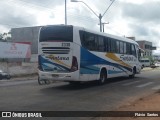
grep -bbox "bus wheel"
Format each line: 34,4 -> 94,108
129,67 -> 136,78
99,69 -> 107,85
38,76 -> 45,85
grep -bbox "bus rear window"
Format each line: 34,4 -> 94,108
39,26 -> 73,42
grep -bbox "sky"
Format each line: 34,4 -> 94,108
0,0 -> 160,55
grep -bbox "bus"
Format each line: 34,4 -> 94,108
38,25 -> 142,85
140,58 -> 151,69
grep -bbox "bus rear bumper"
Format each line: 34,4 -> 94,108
38,70 -> 79,85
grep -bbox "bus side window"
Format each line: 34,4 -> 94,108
85,32 -> 95,51
126,43 -> 131,54
108,38 -> 111,52
124,42 -> 127,54
120,41 -> 124,54
94,35 -> 98,51
104,37 -> 108,52
116,41 -> 120,53
111,39 -> 116,53
131,44 -> 136,57
98,36 -> 105,52
79,31 -> 85,47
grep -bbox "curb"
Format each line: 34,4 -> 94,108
142,67 -> 160,72
11,73 -> 38,78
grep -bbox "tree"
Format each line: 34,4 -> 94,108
0,31 -> 11,41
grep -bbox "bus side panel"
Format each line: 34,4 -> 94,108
79,48 -> 134,81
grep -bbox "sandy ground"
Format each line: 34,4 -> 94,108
98,90 -> 160,120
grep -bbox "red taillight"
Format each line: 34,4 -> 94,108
71,56 -> 78,72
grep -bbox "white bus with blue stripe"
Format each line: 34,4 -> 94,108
38,25 -> 142,85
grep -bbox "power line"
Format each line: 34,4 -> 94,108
0,0 -> 114,31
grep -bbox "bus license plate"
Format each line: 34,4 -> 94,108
52,74 -> 59,77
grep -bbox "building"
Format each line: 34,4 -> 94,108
136,40 -> 156,58
11,26 -> 41,54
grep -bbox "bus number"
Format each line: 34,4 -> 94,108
62,43 -> 70,47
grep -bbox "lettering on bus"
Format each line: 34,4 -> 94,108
120,55 -> 134,61
47,55 -> 69,61
62,43 -> 70,47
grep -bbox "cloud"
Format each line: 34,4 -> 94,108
118,1 -> 160,52
129,24 -> 150,37
121,1 -> 160,23
16,0 -> 64,9
0,1 -> 38,29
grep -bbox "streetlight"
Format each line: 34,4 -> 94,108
65,0 -> 67,25
71,0 -> 115,32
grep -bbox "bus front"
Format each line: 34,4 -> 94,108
38,25 -> 79,85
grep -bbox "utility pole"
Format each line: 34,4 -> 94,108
99,14 -> 102,32
102,22 -> 109,32
98,22 -> 109,32
71,0 -> 116,32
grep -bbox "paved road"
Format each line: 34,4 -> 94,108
0,69 -> 160,119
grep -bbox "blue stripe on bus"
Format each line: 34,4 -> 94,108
108,70 -> 124,74
80,47 -> 132,74
80,66 -> 100,74
39,55 -> 70,71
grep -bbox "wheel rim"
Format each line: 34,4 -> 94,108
101,74 -> 105,83
38,77 -> 45,85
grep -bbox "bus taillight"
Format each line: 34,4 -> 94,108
71,56 -> 78,72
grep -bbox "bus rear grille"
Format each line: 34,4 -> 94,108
42,47 -> 70,54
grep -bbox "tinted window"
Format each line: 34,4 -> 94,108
107,38 -> 111,52
145,60 -> 149,62
124,42 -> 126,54
131,44 -> 136,57
126,43 -> 131,54
40,26 -> 73,42
84,32 -> 95,51
104,37 -> 108,52
110,39 -> 116,53
116,41 -> 120,53
80,31 -> 106,52
120,42 -> 124,54
79,30 -> 137,55
96,36 -> 105,52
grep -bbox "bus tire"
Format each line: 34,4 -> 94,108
99,69 -> 107,85
129,67 -> 136,78
38,76 -> 45,85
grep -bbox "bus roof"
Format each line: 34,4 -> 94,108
42,25 -> 139,46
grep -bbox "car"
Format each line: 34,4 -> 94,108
155,62 -> 160,67
0,70 -> 11,80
